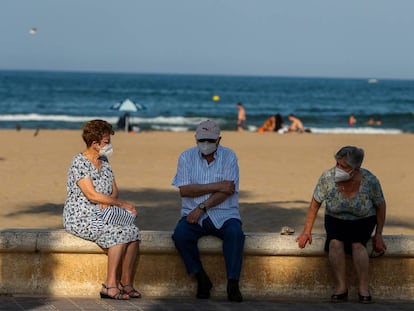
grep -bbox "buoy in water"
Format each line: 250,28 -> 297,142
212,95 -> 220,102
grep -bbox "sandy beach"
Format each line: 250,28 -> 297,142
1,129 -> 413,235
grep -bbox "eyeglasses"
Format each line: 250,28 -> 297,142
197,139 -> 217,143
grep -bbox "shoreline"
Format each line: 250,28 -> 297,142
1,130 -> 413,235
0,126 -> 409,135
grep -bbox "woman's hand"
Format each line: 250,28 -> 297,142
296,233 -> 312,249
99,203 -> 110,210
373,233 -> 387,253
123,202 -> 138,217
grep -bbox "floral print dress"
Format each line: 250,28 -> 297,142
63,153 -> 140,248
313,167 -> 385,221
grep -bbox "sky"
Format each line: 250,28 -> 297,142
1,0 -> 414,79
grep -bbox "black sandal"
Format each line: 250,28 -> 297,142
358,293 -> 372,303
331,291 -> 348,302
119,282 -> 142,298
100,283 -> 130,300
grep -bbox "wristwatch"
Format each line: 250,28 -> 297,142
198,203 -> 207,212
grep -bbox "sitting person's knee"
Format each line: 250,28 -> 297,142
329,239 -> 344,250
172,227 -> 186,243
231,228 -> 245,240
351,242 -> 365,252
224,220 -> 244,237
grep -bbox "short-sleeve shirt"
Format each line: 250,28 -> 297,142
172,145 -> 241,229
313,167 -> 385,220
63,153 -> 140,248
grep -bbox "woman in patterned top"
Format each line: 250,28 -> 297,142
63,120 -> 141,300
296,146 -> 387,303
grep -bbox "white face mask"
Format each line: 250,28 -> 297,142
197,141 -> 217,155
99,143 -> 113,158
334,167 -> 352,183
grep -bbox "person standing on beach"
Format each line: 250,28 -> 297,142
63,120 -> 141,300
171,120 -> 245,302
117,113 -> 131,132
237,102 -> 246,132
296,146 -> 387,303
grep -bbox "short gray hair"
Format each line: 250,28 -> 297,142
334,146 -> 364,169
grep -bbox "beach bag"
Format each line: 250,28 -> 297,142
101,206 -> 136,226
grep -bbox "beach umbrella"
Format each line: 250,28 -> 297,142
110,99 -> 146,132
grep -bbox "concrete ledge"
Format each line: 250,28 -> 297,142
1,229 -> 413,299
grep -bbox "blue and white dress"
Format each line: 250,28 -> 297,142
63,153 -> 140,248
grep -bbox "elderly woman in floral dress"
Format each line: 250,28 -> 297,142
63,119 -> 141,300
296,146 -> 387,303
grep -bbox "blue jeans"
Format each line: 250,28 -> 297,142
172,216 -> 245,280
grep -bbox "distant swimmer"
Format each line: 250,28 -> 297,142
366,117 -> 382,126
348,114 -> 357,126
29,28 -> 38,35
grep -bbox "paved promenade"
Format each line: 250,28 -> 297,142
0,296 -> 413,311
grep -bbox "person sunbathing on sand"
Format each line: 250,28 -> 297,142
287,114 -> 304,133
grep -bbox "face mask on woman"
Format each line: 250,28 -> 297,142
197,141 -> 217,155
334,167 -> 352,183
99,143 -> 113,158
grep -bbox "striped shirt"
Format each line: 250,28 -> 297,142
172,145 -> 241,229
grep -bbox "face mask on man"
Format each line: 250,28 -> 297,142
99,143 -> 113,158
197,141 -> 217,155
334,167 -> 352,183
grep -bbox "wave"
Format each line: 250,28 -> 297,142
0,114 -> 228,132
309,127 -> 403,134
0,114 -> 218,125
0,114 -> 102,123
247,125 -> 402,134
0,114 -> 405,134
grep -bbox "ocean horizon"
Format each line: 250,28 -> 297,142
0,70 -> 413,134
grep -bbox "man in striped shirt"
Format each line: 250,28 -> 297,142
172,120 -> 245,302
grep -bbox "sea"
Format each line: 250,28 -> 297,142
0,70 -> 413,134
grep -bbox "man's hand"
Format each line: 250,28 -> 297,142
186,207 -> 204,224
218,180 -> 236,194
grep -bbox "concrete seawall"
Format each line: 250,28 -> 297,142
0,229 -> 413,299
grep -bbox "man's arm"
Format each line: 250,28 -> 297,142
179,180 -> 235,198
184,182 -> 235,224
203,191 -> 232,210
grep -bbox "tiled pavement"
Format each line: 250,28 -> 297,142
0,296 -> 413,311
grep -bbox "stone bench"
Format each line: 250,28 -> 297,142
0,229 -> 413,299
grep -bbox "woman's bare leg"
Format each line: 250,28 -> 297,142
328,239 -> 347,293
352,243 -> 370,296
120,241 -> 139,285
103,243 -> 129,298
